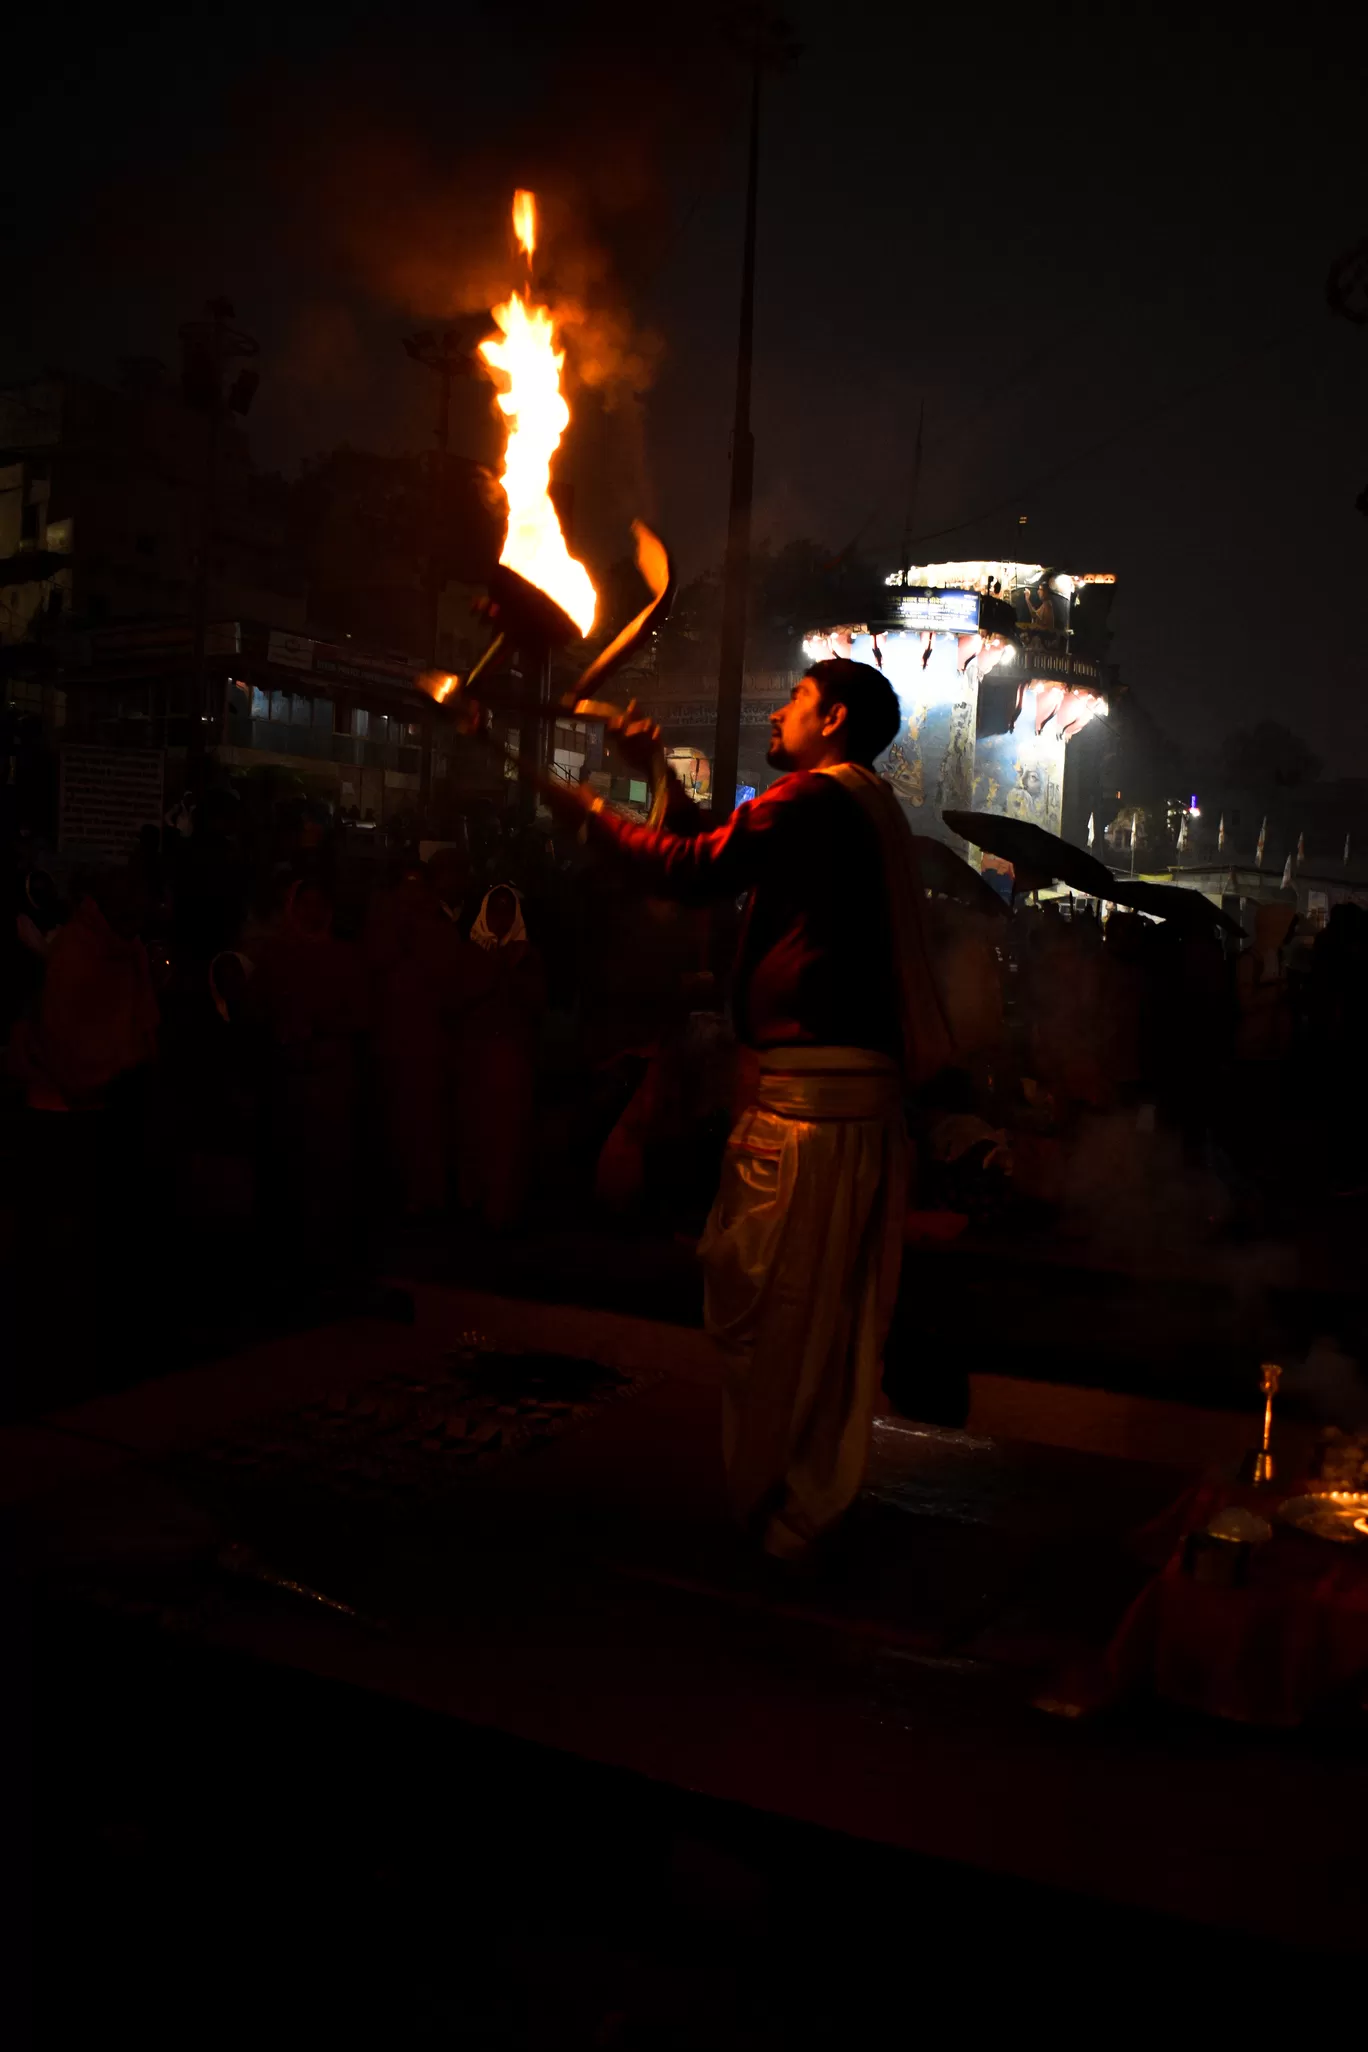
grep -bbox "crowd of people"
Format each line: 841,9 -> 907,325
3,762 -> 1366,1416
0,783 -> 742,1397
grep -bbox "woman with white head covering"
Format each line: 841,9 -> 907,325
456,885 -> 545,1227
469,883 -> 528,954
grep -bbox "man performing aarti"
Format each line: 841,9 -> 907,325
545,658 -> 952,1561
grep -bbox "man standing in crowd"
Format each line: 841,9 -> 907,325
543,660 -> 951,1561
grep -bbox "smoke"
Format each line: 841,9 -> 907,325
274,302 -> 367,398
6,1 -> 749,575
172,7 -> 746,569
234,10 -> 741,405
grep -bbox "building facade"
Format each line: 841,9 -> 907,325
635,560 -> 1116,848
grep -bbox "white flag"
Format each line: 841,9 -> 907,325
1176,814 -> 1189,852
1256,815 -> 1267,867
1296,832 -> 1305,868
1218,813 -> 1226,851
1280,853 -> 1294,891
1087,811 -> 1095,849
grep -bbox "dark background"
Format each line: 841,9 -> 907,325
4,2 -> 1366,761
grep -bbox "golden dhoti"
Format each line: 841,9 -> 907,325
699,1046 -> 907,1559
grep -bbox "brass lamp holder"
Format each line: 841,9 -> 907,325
1238,1363 -> 1282,1485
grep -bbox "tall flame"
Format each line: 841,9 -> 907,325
512,189 -> 536,261
478,192 -> 596,637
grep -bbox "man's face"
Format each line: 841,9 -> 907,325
768,675 -> 840,772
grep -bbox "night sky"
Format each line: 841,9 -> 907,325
5,3 -> 1367,767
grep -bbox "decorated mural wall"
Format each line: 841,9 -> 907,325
802,627 -> 977,839
803,562 -> 1110,850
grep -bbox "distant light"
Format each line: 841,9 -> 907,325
1052,574 -> 1076,599
1191,794 -> 1198,809
1190,806 -> 1201,818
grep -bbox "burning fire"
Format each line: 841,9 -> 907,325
512,189 -> 536,261
479,191 -> 596,638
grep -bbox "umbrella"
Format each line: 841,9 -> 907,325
1107,875 -> 1246,938
942,810 -> 1115,900
912,834 -> 1009,918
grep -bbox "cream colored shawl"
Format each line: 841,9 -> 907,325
818,763 -> 956,1084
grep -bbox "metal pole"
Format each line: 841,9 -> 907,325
515,645 -> 551,827
420,353 -> 452,830
188,378 -> 221,793
712,64 -> 761,821
899,399 -> 925,591
431,350 -> 452,666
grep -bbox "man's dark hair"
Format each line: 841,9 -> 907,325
804,657 -> 901,765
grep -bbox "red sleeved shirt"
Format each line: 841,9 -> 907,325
588,772 -> 902,1058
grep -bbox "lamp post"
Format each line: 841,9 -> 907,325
712,11 -> 798,821
403,323 -> 484,829
180,297 -> 258,790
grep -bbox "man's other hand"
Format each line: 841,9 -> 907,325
539,771 -> 598,829
606,699 -> 662,777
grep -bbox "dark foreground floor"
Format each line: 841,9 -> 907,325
19,1599 -> 1336,2051
7,1286 -> 1366,2046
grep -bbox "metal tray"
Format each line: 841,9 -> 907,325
1277,1492 -> 1368,1543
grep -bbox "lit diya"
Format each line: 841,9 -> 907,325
1277,1492 -> 1368,1543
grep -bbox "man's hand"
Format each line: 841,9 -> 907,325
605,699 -> 662,778
537,771 -> 599,831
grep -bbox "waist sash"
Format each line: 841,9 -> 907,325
754,1045 -> 902,1123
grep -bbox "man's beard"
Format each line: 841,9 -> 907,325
767,733 -> 795,770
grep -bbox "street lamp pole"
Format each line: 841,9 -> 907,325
712,64 -> 761,824
404,324 -> 482,832
181,298 -> 258,793
712,11 -> 797,821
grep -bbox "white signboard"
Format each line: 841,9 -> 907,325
892,590 -> 980,632
267,629 -> 314,672
59,746 -> 165,860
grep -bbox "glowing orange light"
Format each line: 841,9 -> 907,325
512,190 -> 536,261
478,191 -> 596,637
